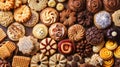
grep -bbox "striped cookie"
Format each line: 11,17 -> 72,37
12,56 -> 30,67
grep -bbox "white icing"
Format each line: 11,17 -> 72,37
95,11 -> 111,29
111,31 -> 117,36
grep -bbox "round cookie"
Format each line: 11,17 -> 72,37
66,54 -> 84,67
49,23 -> 67,41
56,3 -> 64,11
103,0 -> 120,12
94,11 -> 111,29
23,10 -> 39,27
28,0 -> 48,11
32,24 -> 48,39
0,11 -> 13,27
14,5 -> 31,23
112,10 -> 120,26
87,0 -> 103,13
49,53 -> 67,67
103,58 -> 114,67
40,38 -> 57,56
57,0 -> 66,2
0,0 -> 14,11
99,48 -> 113,60
68,24 -> 85,41
68,0 -> 86,12
114,46 -> 120,58
105,40 -> 118,50
86,26 -> 104,45
58,39 -> 75,55
48,0 -> 56,7
60,9 -> 76,26
7,22 -> 25,41
77,10 -> 93,27
40,8 -> 58,26
31,53 -> 48,67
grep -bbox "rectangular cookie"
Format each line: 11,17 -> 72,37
0,45 -> 10,59
0,28 -> 6,42
4,41 -> 16,53
12,56 -> 30,67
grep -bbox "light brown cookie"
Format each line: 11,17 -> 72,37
0,28 -> 6,42
7,22 -> 25,41
14,0 -> 22,9
14,5 -> 31,23
0,0 -> 14,11
0,11 -> 14,27
23,10 -> 39,27
40,8 -> 59,26
28,0 -> 48,11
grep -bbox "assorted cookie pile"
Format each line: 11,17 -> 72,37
0,0 -> 120,67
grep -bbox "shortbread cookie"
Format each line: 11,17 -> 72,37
48,0 -> 56,7
0,0 -> 14,11
105,40 -> 118,50
17,36 -> 34,54
4,41 -> 16,53
103,58 -> 114,67
14,0 -> 22,9
7,22 -> 25,41
0,45 -> 10,59
0,28 -> 6,42
40,8 -> 58,26
32,24 -> 48,39
56,3 -> 64,11
14,5 -> 31,23
28,0 -> 48,11
40,38 -> 57,56
0,11 -> 13,27
23,10 -> 39,27
12,56 -> 30,67
31,53 -> 49,67
49,53 -> 67,67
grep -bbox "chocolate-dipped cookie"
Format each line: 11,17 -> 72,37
87,0 -> 103,13
58,39 -> 75,55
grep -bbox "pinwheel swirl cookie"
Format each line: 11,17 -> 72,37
103,58 -> 114,67
105,40 -> 118,50
58,39 -> 75,55
114,46 -> 120,58
40,38 -> 57,56
7,22 -> 25,41
0,0 -> 14,11
40,8 -> 58,26
68,24 -> 85,41
99,48 -> 113,60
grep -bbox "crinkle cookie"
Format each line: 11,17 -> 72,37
0,11 -> 13,27
14,5 -> 31,23
28,0 -> 48,11
0,0 -> 14,11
